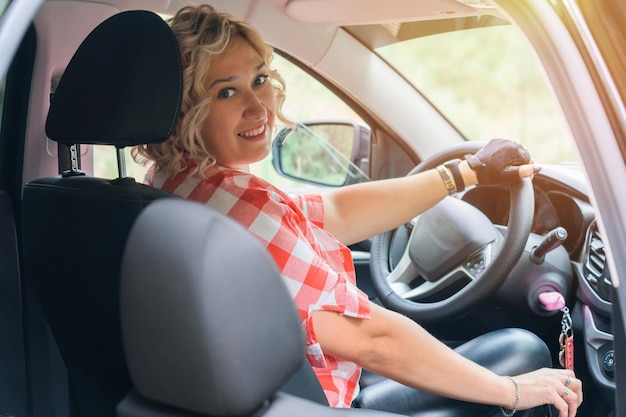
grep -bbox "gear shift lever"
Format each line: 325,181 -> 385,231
530,227 -> 568,264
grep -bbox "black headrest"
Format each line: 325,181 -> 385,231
46,10 -> 182,147
120,199 -> 306,415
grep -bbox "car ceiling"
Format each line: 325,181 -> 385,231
49,0 -> 492,65
93,0 -> 489,22
284,0 -> 491,24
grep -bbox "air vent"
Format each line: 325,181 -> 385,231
583,223 -> 612,302
586,228 -> 605,279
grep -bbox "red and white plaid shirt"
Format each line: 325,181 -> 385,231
151,163 -> 371,408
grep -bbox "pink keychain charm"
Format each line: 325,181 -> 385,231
539,291 -> 566,311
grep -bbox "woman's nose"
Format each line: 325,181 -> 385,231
243,91 -> 267,120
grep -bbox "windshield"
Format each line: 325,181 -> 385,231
373,18 -> 579,165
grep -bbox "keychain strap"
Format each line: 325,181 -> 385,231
560,306 -> 574,370
538,291 -> 574,371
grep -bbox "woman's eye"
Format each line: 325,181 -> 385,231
254,74 -> 269,86
218,88 -> 235,99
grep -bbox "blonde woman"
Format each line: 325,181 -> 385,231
135,5 -> 582,417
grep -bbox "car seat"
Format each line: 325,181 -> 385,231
21,10 -> 181,417
117,198 -> 403,417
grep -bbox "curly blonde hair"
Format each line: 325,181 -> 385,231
133,4 -> 289,179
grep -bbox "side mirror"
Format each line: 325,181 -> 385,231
272,120 -> 370,187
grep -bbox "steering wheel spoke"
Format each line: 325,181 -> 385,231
402,271 -> 469,301
386,248 -> 419,290
389,242 -> 495,302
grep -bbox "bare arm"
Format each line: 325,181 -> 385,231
312,302 -> 512,405
312,302 -> 582,417
321,160 -> 478,245
322,159 -> 539,246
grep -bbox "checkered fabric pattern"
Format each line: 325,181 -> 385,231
151,163 -> 371,408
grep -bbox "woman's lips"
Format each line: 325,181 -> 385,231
238,123 -> 267,140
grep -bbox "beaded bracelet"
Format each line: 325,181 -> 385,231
500,376 -> 520,417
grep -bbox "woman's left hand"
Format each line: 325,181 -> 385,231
465,138 -> 540,185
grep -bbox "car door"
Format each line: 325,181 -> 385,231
0,1 -> 70,416
495,1 -> 626,415
0,5 -> 31,413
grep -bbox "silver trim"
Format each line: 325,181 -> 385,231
583,304 -> 613,350
387,241 -> 493,301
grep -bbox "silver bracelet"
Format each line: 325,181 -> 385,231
436,165 -> 456,195
500,376 -> 520,417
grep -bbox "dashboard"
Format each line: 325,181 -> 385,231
461,166 -> 596,258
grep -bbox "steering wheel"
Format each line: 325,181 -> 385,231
370,142 -> 535,324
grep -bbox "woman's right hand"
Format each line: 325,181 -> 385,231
512,368 -> 582,417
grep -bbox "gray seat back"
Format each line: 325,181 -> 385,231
118,199 -> 403,417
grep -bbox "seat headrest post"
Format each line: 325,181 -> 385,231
116,148 -> 127,179
61,144 -> 86,178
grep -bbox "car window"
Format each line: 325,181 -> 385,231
374,20 -> 580,166
0,0 -> 9,17
92,146 -> 144,179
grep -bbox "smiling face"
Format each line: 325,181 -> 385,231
201,38 -> 277,171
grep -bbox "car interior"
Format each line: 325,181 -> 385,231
13,10 -> 414,417
1,1 -> 624,417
